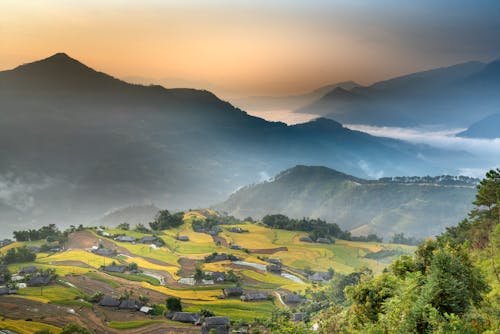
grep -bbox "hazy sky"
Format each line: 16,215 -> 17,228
2,0 -> 500,97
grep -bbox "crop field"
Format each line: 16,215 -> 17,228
0,318 -> 61,334
0,210 -> 414,332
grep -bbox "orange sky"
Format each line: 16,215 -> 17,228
1,1 -> 498,97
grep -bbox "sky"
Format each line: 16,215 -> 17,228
2,0 -> 500,97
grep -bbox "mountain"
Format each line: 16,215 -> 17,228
215,165 -> 477,238
457,113 -> 500,138
0,53 -> 478,236
230,81 -> 360,112
97,204 -> 160,227
297,60 -> 500,127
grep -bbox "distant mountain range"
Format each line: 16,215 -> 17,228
297,59 -> 500,127
215,166 -> 477,238
0,53 -> 486,236
458,113 -> 500,138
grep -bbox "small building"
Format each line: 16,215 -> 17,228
299,236 -> 313,243
266,258 -> 281,265
229,245 -> 242,250
308,272 -> 332,282
19,266 -> 38,275
27,246 -> 41,253
0,239 -> 13,248
241,293 -> 269,302
99,296 -> 121,307
101,265 -> 127,273
92,248 -> 115,257
115,235 -> 136,243
201,316 -> 230,334
211,272 -> 226,283
171,312 -> 201,325
177,236 -> 190,242
223,286 -> 243,297
292,312 -> 306,322
139,306 -> 153,314
316,238 -> 332,244
0,287 -> 17,296
228,227 -> 247,233
119,299 -> 139,310
139,236 -> 157,244
266,264 -> 282,274
10,275 -> 24,282
28,275 -> 53,287
284,294 -> 304,304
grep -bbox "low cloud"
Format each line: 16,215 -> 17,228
358,160 -> 384,179
0,173 -> 53,211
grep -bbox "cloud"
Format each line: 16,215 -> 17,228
0,173 -> 53,211
258,171 -> 271,182
358,160 -> 384,179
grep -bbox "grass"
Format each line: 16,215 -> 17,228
7,262 -> 91,277
37,249 -> 110,268
0,318 -> 61,334
85,272 -> 121,288
107,320 -> 173,329
17,285 -> 85,304
141,282 -> 219,301
121,256 -> 180,280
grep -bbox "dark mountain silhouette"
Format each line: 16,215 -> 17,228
215,165 -> 476,238
457,113 -> 500,138
0,53 -> 479,235
298,59 -> 500,127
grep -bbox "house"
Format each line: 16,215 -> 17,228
101,231 -> 111,237
115,235 -> 136,243
308,272 -> 332,282
10,275 -> 24,282
27,246 -> 41,253
92,248 -> 115,257
299,236 -> 313,243
177,236 -> 190,242
241,293 -> 269,302
28,275 -> 53,287
101,265 -> 127,273
316,237 -> 332,244
139,306 -> 153,314
201,316 -> 230,334
229,245 -> 242,250
211,272 -> 226,283
0,287 -> 17,296
0,239 -> 13,248
99,296 -> 120,307
171,312 -> 201,324
228,227 -> 247,233
119,299 -> 139,310
292,312 -> 306,322
266,258 -> 281,265
223,286 -> 243,297
266,264 -> 282,274
139,236 -> 157,244
19,266 -> 38,275
284,294 -> 304,304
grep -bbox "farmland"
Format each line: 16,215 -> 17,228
0,210 -> 413,333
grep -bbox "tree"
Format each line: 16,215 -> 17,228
117,222 -> 130,230
150,210 -> 184,230
194,266 -> 205,284
1,246 -> 36,264
60,323 -> 93,334
166,297 -> 182,312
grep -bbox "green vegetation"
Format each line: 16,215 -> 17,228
149,210 -> 184,230
107,320 -> 166,329
1,246 -> 36,264
105,271 -> 160,285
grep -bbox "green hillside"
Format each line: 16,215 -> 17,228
216,165 -> 477,238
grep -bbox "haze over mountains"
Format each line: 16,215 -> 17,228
0,53 -> 496,236
296,59 -> 500,127
215,165 -> 477,239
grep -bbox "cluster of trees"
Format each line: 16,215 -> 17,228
1,246 -> 36,264
13,224 -> 65,242
262,214 -> 383,242
389,232 -> 422,245
149,210 -> 184,230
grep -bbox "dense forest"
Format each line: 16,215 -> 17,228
272,169 -> 499,333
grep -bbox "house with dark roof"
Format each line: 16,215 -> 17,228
0,239 -> 13,248
101,264 -> 127,273
201,316 -> 230,334
299,236 -> 313,243
99,296 -> 121,307
316,237 -> 332,244
119,299 -> 140,310
308,271 -> 332,282
292,312 -> 306,322
19,266 -> 38,275
211,272 -> 226,283
92,248 -> 116,257
0,287 -> 17,296
177,236 -> 190,242
229,244 -> 242,250
266,264 -> 282,274
139,236 -> 157,244
27,246 -> 41,253
115,235 -> 136,242
170,312 -> 201,324
284,293 -> 304,304
223,286 -> 243,297
228,227 -> 248,233
241,293 -> 269,302
28,275 -> 53,287
266,258 -> 281,265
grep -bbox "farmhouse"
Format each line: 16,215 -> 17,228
266,258 -> 281,265
119,299 -> 140,310
229,244 -> 242,250
177,235 -> 190,242
228,227 -> 247,233
292,312 -> 306,322
299,236 -> 313,243
284,293 -> 304,304
27,246 -> 41,253
0,239 -> 13,248
266,264 -> 282,274
139,236 -> 157,244
308,271 -> 332,282
316,237 -> 332,244
101,264 -> 127,273
139,306 -> 153,314
92,248 -> 115,257
19,266 -> 38,275
223,286 -> 243,297
0,287 -> 17,296
211,272 -> 226,283
201,316 -> 230,334
28,275 -> 53,287
170,312 -> 201,324
241,293 -> 269,302
115,235 -> 136,242
99,296 -> 121,307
